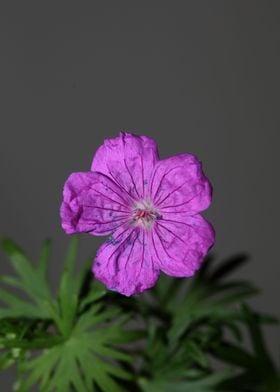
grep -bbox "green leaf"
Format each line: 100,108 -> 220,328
168,281 -> 258,344
210,283 -> 259,306
0,351 -> 15,370
138,369 -> 232,392
209,254 -> 249,282
0,288 -> 44,319
51,237 -> 98,336
1,244 -> 279,392
56,237 -> 80,335
0,238 -> 137,392
0,239 -> 52,319
211,342 -> 255,369
78,281 -> 107,312
241,304 -> 276,375
20,303 -> 133,392
152,274 -> 186,309
37,239 -> 51,280
183,340 -> 209,368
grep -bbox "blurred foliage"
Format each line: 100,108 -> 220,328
0,238 -> 279,391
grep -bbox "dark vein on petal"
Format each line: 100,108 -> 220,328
102,182 -> 131,206
99,225 -> 132,252
90,188 -> 128,209
156,221 -> 187,245
107,229 -> 133,261
152,165 -> 181,203
84,220 -> 126,234
107,166 -> 135,202
83,205 -> 130,214
141,155 -> 144,198
82,216 -> 128,225
136,230 -> 145,281
149,164 -> 160,198
124,158 -> 140,199
155,177 -> 190,207
159,189 -> 204,210
159,218 -> 193,229
161,218 -> 212,242
153,226 -> 176,260
124,229 -> 138,270
161,210 -> 192,214
151,230 -> 161,262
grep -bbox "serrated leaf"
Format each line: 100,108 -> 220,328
0,288 -> 47,319
21,303 -> 133,392
168,280 -> 258,344
2,238 -> 138,392
0,239 -> 52,320
1,239 -> 51,302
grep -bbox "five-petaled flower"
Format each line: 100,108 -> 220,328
60,132 -> 215,296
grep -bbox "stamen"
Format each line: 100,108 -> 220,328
131,200 -> 161,229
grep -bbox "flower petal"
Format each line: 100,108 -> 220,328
149,154 -> 212,214
91,132 -> 159,200
151,215 -> 215,277
60,171 -> 131,235
93,226 -> 160,296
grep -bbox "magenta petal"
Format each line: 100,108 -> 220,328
91,132 -> 159,199
93,226 -> 160,296
60,171 -> 131,235
150,154 -> 212,214
151,215 -> 215,277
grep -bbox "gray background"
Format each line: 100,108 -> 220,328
1,1 -> 279,387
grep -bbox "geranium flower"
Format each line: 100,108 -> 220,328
60,132 -> 215,296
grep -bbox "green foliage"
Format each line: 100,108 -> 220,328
0,238 -> 139,391
0,239 -> 52,319
0,241 -> 279,392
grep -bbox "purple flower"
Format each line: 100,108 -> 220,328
60,132 -> 215,296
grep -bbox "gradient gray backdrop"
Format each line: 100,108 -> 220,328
1,1 -> 279,388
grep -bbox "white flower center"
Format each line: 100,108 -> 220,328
131,200 -> 161,229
